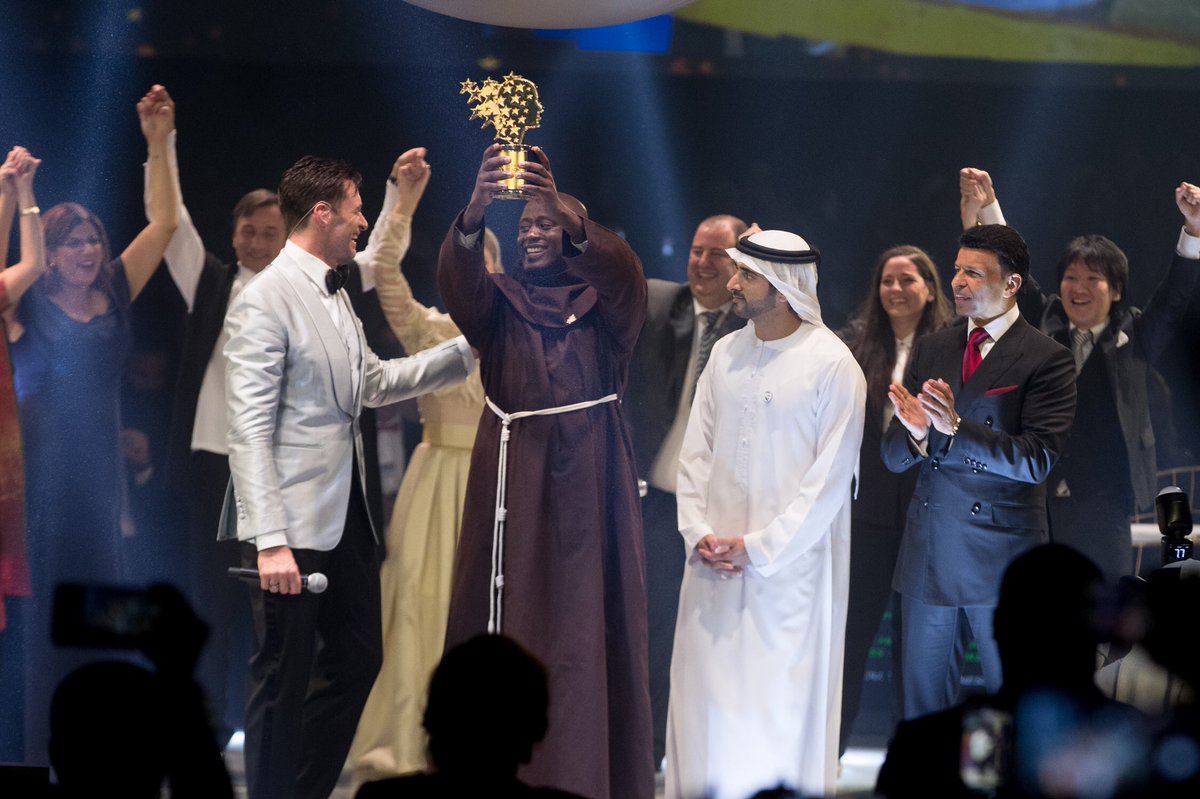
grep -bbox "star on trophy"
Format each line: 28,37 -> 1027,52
460,72 -> 544,200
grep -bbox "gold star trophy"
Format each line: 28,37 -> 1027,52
460,72 -> 543,200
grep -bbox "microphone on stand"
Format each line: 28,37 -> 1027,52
1156,485 -> 1194,566
227,567 -> 329,594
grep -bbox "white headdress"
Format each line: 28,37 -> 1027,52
726,229 -> 823,326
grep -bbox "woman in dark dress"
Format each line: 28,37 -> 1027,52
838,245 -> 953,751
7,85 -> 178,765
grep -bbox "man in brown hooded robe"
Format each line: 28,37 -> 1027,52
437,144 -> 652,799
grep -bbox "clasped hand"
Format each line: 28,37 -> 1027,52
696,534 -> 749,577
888,378 -> 959,441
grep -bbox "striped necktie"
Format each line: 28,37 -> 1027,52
691,311 -> 721,401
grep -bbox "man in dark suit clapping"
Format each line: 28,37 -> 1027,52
883,224 -> 1077,719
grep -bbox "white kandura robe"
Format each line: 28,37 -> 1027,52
665,321 -> 866,799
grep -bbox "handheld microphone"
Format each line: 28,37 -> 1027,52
227,567 -> 329,594
1156,486 -> 1194,565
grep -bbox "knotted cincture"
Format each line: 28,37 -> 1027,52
483,393 -> 618,634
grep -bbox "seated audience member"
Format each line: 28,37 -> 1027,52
876,544 -> 1150,799
48,584 -> 233,799
355,634 -> 585,798
1095,575 -> 1194,715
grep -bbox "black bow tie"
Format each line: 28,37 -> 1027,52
325,264 -> 349,294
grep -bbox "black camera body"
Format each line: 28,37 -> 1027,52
1156,486 -> 1194,566
52,583 -> 166,649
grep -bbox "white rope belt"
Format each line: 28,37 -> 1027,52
483,392 -> 618,634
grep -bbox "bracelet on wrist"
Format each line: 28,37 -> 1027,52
950,414 -> 962,436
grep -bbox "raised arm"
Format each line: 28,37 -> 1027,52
518,146 -> 646,352
0,147 -> 45,312
145,129 -> 205,311
1133,181 -> 1200,363
353,151 -> 414,290
959,166 -> 1047,322
437,145 -> 506,345
0,150 -> 14,269
371,147 -> 462,352
1177,181 -> 1200,240
567,217 -> 647,354
122,84 -> 179,300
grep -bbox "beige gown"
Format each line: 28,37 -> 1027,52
349,211 -> 484,786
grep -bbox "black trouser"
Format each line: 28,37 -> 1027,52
642,486 -> 686,768
241,466 -> 381,799
840,520 -> 904,753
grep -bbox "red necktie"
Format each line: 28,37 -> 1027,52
962,327 -> 990,384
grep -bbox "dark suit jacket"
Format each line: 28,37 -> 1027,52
1027,252 -> 1200,510
882,315 -> 1076,606
625,279 -> 745,478
165,251 -> 237,492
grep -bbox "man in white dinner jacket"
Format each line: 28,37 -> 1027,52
219,155 -> 474,799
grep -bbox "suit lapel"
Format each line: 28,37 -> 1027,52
666,286 -> 694,405
933,329 -> 967,396
276,255 -> 355,415
959,316 -> 1030,411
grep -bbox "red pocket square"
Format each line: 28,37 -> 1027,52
985,385 -> 1018,396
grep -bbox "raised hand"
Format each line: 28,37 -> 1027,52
959,167 -> 996,229
12,147 -> 41,192
392,146 -> 431,216
517,147 -> 584,242
0,148 -> 18,191
462,143 -> 512,233
1176,181 -> 1200,237
137,84 -> 176,144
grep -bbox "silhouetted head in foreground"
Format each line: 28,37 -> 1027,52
423,634 -> 549,776
994,543 -> 1105,698
50,661 -> 167,797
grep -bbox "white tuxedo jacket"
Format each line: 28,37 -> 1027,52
218,243 -> 473,551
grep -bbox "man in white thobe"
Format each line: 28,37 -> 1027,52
665,229 -> 866,799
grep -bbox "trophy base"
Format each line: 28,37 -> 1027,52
495,144 -> 530,200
